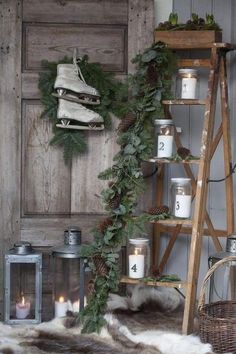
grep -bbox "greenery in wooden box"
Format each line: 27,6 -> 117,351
155,13 -> 222,47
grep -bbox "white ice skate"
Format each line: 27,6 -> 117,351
53,56 -> 100,105
56,99 -> 104,130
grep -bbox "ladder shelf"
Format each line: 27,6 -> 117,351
151,42 -> 235,334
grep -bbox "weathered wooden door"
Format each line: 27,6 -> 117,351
0,0 -> 154,317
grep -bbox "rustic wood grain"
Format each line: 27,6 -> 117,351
0,0 -> 22,309
154,30 -> 222,49
71,114 -> 120,214
128,0 -> 155,74
21,101 -> 71,215
23,24 -> 127,73
23,0 -> 128,25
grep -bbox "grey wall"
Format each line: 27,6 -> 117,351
159,0 -> 236,295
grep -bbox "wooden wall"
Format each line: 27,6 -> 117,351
0,0 -> 154,320
159,0 -> 236,294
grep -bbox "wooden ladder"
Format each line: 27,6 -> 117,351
151,42 -> 236,334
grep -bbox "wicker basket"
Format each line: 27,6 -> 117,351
198,256 -> 236,353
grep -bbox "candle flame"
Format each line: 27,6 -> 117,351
59,296 -> 64,303
134,248 -> 138,256
22,296 -> 25,305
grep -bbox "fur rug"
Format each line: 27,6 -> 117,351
0,286 -> 214,354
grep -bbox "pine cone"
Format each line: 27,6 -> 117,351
148,205 -> 169,215
109,193 -> 121,209
99,218 -> 113,233
87,279 -> 95,296
92,256 -> 108,276
118,112 -> 136,132
177,147 -> 191,160
147,62 -> 158,87
151,265 -> 161,278
108,181 -> 115,188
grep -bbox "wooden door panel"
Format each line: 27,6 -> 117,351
71,116 -> 119,213
23,0 -> 128,25
0,0 -> 154,316
22,101 -> 71,215
23,23 -> 127,73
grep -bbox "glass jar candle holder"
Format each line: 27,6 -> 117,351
154,119 -> 174,158
128,238 -> 150,279
176,69 -> 199,99
170,178 -> 192,218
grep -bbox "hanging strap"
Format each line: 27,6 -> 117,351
73,48 -> 85,83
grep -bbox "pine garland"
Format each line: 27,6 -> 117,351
79,41 -> 177,333
38,56 -> 128,164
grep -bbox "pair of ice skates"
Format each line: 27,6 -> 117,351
54,56 -> 104,130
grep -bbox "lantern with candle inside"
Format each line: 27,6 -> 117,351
154,119 -> 175,158
176,68 -> 199,99
128,238 -> 150,279
51,227 -> 90,318
4,242 -> 42,324
170,178 -> 192,218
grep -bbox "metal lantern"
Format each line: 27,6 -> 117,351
51,227 -> 88,317
4,242 -> 42,324
208,236 -> 236,302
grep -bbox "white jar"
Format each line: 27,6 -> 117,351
155,119 -> 174,158
176,69 -> 199,99
170,178 -> 192,218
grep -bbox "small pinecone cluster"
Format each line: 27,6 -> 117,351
92,255 -> 108,277
109,193 -> 121,209
151,265 -> 161,278
117,112 -> 136,132
146,62 -> 158,87
87,279 -> 95,296
99,217 -> 113,233
148,205 -> 169,215
177,147 -> 191,160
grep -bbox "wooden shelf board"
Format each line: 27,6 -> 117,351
148,157 -> 200,164
162,99 -> 206,105
120,276 -> 187,289
158,224 -> 229,238
151,218 -> 192,226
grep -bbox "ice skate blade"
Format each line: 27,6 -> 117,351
52,92 -> 100,106
56,123 -> 104,131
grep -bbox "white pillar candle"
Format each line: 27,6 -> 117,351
181,77 -> 197,99
16,296 -> 30,319
174,195 -> 191,218
129,249 -> 145,279
157,135 -> 173,158
55,296 -> 68,317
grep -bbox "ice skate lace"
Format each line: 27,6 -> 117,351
73,50 -> 86,83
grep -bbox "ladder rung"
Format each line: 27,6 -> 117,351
177,59 -> 211,68
148,157 -> 200,165
162,99 -> 207,105
159,224 -> 229,238
151,218 -> 192,226
120,276 -> 187,289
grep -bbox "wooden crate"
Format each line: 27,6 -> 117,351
154,30 -> 222,49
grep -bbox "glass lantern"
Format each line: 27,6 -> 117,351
154,119 -> 175,158
170,178 -> 192,218
128,238 -> 150,279
208,236 -> 236,303
51,227 -> 89,317
4,242 -> 42,324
